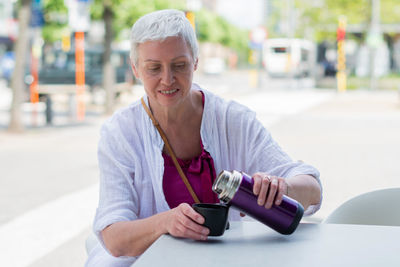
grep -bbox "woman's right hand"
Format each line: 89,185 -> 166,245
164,203 -> 209,240
101,203 -> 209,257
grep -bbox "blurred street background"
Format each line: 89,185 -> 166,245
1,0 -> 400,266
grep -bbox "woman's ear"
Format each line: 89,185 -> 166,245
194,58 -> 198,71
130,59 -> 140,79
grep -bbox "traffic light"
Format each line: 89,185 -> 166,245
337,28 -> 345,41
62,32 -> 71,52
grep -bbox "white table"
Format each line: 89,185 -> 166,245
133,221 -> 400,267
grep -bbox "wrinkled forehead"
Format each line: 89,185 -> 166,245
136,36 -> 194,62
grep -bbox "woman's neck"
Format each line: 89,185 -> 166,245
149,90 -> 202,129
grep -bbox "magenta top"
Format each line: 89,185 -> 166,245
162,92 -> 219,208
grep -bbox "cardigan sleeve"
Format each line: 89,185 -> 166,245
93,118 -> 140,254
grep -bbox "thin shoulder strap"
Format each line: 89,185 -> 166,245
141,97 -> 200,204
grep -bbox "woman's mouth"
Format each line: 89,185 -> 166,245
160,88 -> 178,95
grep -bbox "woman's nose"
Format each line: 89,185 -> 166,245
160,67 -> 175,85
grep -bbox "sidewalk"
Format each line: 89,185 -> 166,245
268,90 -> 400,220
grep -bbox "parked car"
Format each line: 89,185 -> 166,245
0,51 -> 15,84
262,38 -> 316,78
35,48 -> 134,90
23,48 -> 135,123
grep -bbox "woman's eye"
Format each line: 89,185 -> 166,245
173,63 -> 187,71
147,66 -> 161,73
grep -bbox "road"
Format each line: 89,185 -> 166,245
1,70 -> 400,266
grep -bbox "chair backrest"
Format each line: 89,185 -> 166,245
323,187 -> 400,226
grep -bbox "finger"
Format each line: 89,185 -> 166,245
180,203 -> 205,224
166,208 -> 208,239
175,223 -> 208,240
178,204 -> 209,235
265,176 -> 278,209
257,175 -> 271,206
178,214 -> 210,236
275,178 -> 286,206
252,173 -> 263,195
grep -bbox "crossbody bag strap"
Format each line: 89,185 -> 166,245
141,97 -> 200,204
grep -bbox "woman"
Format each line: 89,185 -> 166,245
86,9 -> 322,266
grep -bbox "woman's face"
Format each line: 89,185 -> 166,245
132,36 -> 197,108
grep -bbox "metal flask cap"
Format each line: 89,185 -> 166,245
212,170 -> 242,203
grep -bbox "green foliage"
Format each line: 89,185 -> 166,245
41,0 -> 68,43
90,0 -> 105,20
267,0 -> 400,43
43,0 -> 67,12
381,0 -> 400,24
196,9 -> 223,43
90,0 -> 248,53
39,0 -> 400,48
42,24 -> 69,43
90,0 -> 186,40
40,0 -> 248,55
196,9 -> 248,52
295,0 -> 371,42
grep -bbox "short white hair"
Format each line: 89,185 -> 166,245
130,9 -> 199,66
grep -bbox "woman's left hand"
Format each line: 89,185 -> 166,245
252,173 -> 289,209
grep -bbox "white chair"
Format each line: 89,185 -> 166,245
85,231 -> 99,255
323,187 -> 400,226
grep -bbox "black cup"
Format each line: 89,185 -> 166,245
192,203 -> 229,236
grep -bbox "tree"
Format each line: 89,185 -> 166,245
41,0 -> 68,43
102,0 -> 118,115
380,0 -> 400,24
9,0 -> 32,132
196,9 -> 248,60
267,0 -> 400,42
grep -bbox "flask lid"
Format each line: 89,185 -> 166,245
213,170 -> 242,203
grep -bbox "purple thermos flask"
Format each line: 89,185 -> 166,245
212,170 -> 304,235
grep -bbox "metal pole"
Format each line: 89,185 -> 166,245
369,0 -> 381,90
75,31 -> 85,121
286,0 -> 296,89
45,95 -> 53,125
337,16 -> 347,93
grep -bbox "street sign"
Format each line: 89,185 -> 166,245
248,41 -> 262,50
250,26 -> 267,44
30,0 -> 44,27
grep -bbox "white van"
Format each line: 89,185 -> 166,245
262,38 -> 316,77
